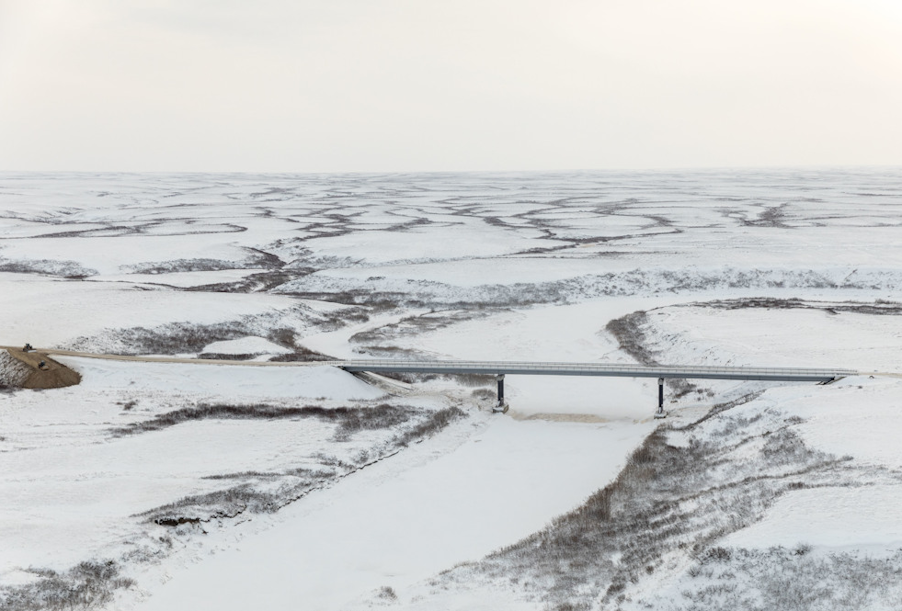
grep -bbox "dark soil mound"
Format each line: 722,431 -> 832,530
6,349 -> 81,389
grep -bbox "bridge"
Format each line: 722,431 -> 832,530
1,346 -> 857,418
338,360 -> 857,417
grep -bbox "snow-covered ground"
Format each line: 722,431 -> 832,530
358,305 -> 902,610
0,358 -> 387,576
132,418 -> 653,611
1,169 -> 901,611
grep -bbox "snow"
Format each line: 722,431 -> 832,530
0,416 -> 329,571
0,272 -> 298,348
314,256 -> 619,287
58,357 -> 383,401
722,485 -> 902,550
0,357 -> 387,587
0,234 -> 251,276
641,305 -> 902,371
595,298 -> 902,609
2,170 -> 902,610
760,377 -> 902,470
132,417 -> 653,611
300,309 -> 430,360
92,269 -> 266,288
300,223 -> 563,266
201,336 -> 291,355
360,298 -> 685,419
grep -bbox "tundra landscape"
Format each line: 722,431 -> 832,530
1,169 -> 901,610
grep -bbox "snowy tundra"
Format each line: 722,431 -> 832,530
0,169 -> 901,611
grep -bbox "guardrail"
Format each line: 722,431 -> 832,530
338,359 -> 856,382
339,359 -> 856,417
6,348 -> 855,382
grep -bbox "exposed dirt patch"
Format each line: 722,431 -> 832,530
5,349 -> 81,389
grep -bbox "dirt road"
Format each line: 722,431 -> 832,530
0,345 -> 340,367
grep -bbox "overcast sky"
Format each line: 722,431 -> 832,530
1,0 -> 901,172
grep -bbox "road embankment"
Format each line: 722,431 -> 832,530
2,348 -> 81,389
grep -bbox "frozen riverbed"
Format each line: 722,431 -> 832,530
131,416 -> 653,611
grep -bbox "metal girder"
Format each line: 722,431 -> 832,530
338,359 -> 854,383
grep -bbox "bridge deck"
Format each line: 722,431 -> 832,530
339,360 -> 856,382
1,346 -> 857,383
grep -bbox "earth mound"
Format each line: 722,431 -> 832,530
1,348 -> 81,389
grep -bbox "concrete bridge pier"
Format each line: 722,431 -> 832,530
493,374 -> 508,413
655,377 -> 667,419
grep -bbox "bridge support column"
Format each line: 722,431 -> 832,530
493,374 -> 508,413
655,377 -> 667,419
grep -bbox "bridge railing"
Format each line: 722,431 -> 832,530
338,359 -> 856,381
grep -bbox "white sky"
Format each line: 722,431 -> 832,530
1,0 -> 901,172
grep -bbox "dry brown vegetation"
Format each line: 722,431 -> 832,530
0,560 -> 134,611
660,545 -> 902,611
605,311 -> 698,397
111,402 -> 416,440
431,394 -> 867,611
130,404 -> 466,528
